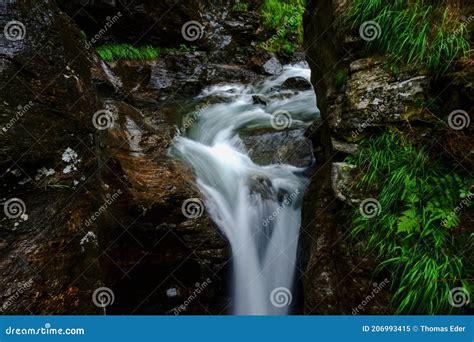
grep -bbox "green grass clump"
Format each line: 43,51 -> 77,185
259,0 -> 305,53
232,1 -> 249,12
347,0 -> 470,75
347,131 -> 473,314
96,44 -> 161,62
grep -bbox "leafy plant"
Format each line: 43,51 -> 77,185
346,0 -> 470,75
347,131 -> 472,314
96,44 -> 161,62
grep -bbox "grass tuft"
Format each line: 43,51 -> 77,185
346,131 -> 473,314
259,0 -> 305,53
232,1 -> 249,12
346,0 -> 470,75
96,44 -> 161,62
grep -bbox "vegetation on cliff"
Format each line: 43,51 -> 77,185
347,131 -> 473,314
232,0 -> 305,53
347,0 -> 470,74
95,44 -> 161,62
259,0 -> 305,53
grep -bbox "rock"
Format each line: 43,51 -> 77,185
281,77 -> 312,91
263,56 -> 283,75
0,0 -> 107,314
56,0 -> 202,46
328,62 -> 430,138
0,0 -> 229,315
331,138 -> 358,155
302,0 -> 393,315
331,162 -> 357,202
252,95 -> 269,106
244,130 -> 314,168
248,175 -> 273,199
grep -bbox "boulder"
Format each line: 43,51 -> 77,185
281,76 -> 312,91
263,56 -> 283,75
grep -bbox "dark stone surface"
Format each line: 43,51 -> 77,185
0,0 -> 230,315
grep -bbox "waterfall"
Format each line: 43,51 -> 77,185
171,63 -> 319,315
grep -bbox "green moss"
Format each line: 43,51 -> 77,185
335,69 -> 349,89
346,131 -> 473,314
96,44 -> 161,62
259,0 -> 305,53
346,0 -> 470,75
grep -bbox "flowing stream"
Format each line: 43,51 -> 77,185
171,63 -> 318,315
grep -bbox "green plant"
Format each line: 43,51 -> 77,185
178,44 -> 191,52
335,68 -> 349,89
233,1 -> 249,12
40,176 -> 72,190
259,0 -> 305,53
347,131 -> 472,314
96,44 -> 161,62
346,0 -> 470,75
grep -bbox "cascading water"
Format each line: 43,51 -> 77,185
171,63 -> 319,315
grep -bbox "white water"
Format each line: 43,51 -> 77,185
172,63 -> 318,315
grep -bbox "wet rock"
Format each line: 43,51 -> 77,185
56,0 -> 202,46
263,56 -> 283,75
281,77 -> 312,91
0,0 -> 106,314
108,53 -> 260,102
244,130 -> 314,168
0,0 -> 229,315
248,175 -> 273,199
252,95 -> 269,106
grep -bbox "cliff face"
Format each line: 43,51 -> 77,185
0,0 -> 230,314
302,0 -> 473,314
